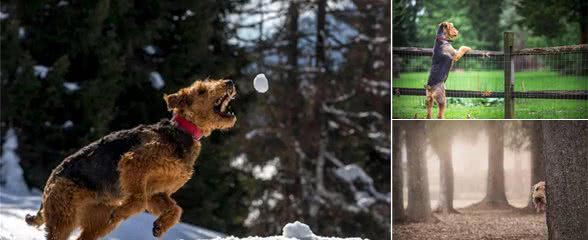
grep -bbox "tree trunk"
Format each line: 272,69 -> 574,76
315,0 -> 326,70
525,121 -> 546,211
392,123 -> 405,222
484,121 -> 509,205
542,121 -> 588,240
470,122 -> 510,209
432,138 -> 458,214
286,2 -> 299,83
405,121 -> 436,222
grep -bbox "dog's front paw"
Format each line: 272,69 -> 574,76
153,221 -> 163,237
463,46 -> 472,52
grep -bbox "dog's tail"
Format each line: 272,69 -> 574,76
25,202 -> 44,227
26,175 -> 52,227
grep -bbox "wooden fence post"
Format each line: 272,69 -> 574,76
504,32 -> 515,118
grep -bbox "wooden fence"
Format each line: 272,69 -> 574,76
392,32 -> 588,118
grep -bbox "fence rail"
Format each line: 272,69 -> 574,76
392,47 -> 503,57
513,44 -> 588,55
393,88 -> 588,100
392,44 -> 588,56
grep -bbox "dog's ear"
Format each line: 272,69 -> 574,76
439,22 -> 448,28
164,90 -> 192,111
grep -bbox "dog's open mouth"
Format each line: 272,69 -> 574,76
213,90 -> 236,118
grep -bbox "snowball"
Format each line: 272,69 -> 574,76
253,73 -> 269,93
149,71 -> 165,89
282,221 -> 314,239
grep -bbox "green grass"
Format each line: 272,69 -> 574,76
392,71 -> 588,119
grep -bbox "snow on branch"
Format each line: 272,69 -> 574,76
325,90 -> 356,104
322,104 -> 383,120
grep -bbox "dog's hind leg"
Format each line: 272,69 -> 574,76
77,203 -> 119,240
438,102 -> 446,119
109,153 -> 148,223
43,179 -> 84,240
147,193 -> 182,238
425,87 -> 434,119
426,97 -> 434,119
436,88 -> 447,119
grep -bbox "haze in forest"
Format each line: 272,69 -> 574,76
398,122 -> 533,208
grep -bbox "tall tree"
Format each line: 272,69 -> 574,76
542,121 -> 588,240
464,0 -> 504,50
517,0 -> 587,44
234,0 -> 390,238
405,121 -> 436,222
429,122 -> 458,214
524,121 -> 546,212
470,121 -> 511,209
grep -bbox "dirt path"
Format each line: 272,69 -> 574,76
393,208 -> 547,240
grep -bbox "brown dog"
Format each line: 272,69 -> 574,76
425,21 -> 471,119
25,79 -> 237,240
532,181 -> 547,213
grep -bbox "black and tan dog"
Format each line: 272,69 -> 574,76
425,21 -> 471,119
25,79 -> 237,240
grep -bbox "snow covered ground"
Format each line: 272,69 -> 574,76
0,191 -> 364,240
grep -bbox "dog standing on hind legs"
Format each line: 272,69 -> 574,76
425,21 -> 471,119
25,79 -> 237,240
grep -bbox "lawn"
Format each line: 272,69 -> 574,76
392,71 -> 588,119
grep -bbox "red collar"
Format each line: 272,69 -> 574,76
172,114 -> 202,141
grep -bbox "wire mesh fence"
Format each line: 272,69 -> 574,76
392,44 -> 588,119
512,50 -> 588,118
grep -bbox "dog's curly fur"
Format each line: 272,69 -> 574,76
25,79 -> 237,240
532,181 -> 547,213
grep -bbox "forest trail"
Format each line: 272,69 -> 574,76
393,208 -> 547,240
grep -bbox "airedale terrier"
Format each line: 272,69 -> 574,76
425,21 -> 471,119
532,181 -> 547,213
25,79 -> 237,240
